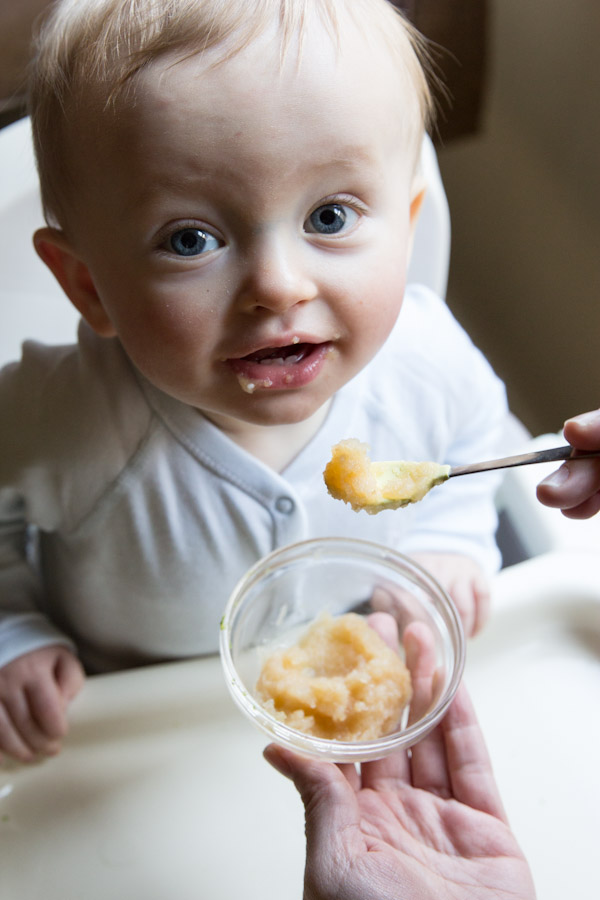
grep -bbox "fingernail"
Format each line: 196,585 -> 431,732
566,409 -> 600,428
539,464 -> 570,488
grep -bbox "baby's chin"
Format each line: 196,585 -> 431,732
218,395 -> 331,428
194,386 -> 335,437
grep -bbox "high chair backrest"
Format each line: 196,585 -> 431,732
408,131 -> 451,300
0,117 -> 78,365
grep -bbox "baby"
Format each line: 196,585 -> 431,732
0,0 -> 508,762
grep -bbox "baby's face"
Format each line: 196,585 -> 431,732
64,17 -> 422,430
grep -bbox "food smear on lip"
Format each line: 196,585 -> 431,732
229,340 -> 334,391
255,612 -> 412,741
236,374 -> 273,394
324,439 -> 450,514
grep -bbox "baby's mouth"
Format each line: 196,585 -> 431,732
227,341 -> 334,393
241,343 -> 311,366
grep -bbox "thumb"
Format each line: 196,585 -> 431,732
264,744 -> 360,846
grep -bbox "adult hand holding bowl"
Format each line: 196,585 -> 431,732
219,538 -> 465,763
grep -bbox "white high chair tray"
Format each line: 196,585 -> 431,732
467,550 -> 600,900
0,550 -> 598,899
0,655 -> 306,900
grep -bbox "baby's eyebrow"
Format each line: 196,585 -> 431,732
131,150 -> 374,203
311,146 -> 373,166
297,141 -> 389,175
127,170 -> 215,209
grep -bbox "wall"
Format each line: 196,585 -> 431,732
437,0 -> 600,435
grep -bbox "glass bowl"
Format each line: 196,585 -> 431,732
219,537 -> 465,762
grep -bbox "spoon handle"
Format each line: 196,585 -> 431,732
449,445 -> 600,478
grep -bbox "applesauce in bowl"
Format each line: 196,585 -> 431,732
219,537 -> 465,763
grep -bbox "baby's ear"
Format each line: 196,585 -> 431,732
409,176 -> 426,230
406,177 -> 426,264
33,227 -> 117,337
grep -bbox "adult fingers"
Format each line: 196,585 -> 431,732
537,458 -> 600,513
406,673 -> 451,797
366,610 -> 400,652
369,622 -> 452,797
359,618 -> 429,791
441,683 -> 508,822
563,409 -> 600,450
370,584 -> 423,636
404,622 -> 437,725
560,491 -> 600,519
337,761 -> 361,792
560,410 -> 600,516
265,746 -> 370,900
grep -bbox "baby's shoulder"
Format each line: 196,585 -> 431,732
388,285 -> 474,362
1,322 -> 149,437
0,324 -> 153,528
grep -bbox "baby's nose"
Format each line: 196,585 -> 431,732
236,236 -> 318,314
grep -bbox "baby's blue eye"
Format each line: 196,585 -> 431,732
168,228 -> 220,257
305,204 -> 357,235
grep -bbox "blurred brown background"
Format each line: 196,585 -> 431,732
394,0 -> 599,436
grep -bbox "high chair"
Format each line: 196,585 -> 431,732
1,117 -> 599,900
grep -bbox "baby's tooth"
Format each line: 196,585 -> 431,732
258,354 -> 301,366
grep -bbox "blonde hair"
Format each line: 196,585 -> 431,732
28,0 -> 434,228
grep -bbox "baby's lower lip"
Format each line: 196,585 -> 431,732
227,342 -> 332,391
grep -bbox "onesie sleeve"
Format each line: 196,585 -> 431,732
0,325 -> 151,668
0,489 -> 76,667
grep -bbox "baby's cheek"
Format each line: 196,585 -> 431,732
354,272 -> 405,347
115,310 -> 210,387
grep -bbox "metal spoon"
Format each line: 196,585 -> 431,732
449,445 -> 600,478
324,441 -> 600,514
